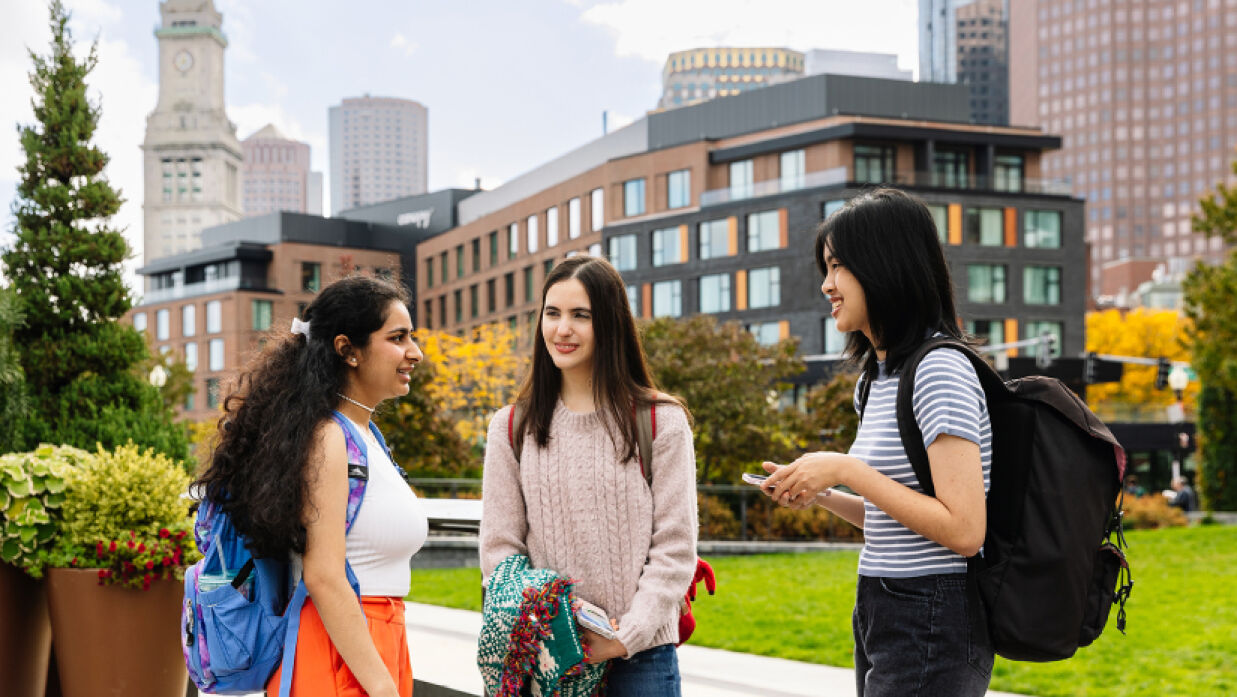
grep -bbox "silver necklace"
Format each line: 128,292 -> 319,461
336,392 -> 375,414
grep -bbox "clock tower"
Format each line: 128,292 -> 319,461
142,0 -> 242,265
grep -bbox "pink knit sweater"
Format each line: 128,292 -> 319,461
479,401 -> 699,657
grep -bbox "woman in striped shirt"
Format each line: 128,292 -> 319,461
762,188 -> 994,697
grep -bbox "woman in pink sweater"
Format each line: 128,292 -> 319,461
479,255 -> 699,696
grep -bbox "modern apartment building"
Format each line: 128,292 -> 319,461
920,0 -> 1011,125
329,95 -> 429,215
420,74 -> 1085,370
658,47 -> 804,109
242,124 -> 322,217
1010,0 -> 1237,302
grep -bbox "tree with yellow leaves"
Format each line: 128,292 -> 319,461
1085,308 -> 1196,419
415,323 -> 529,445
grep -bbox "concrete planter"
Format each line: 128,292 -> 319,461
0,561 -> 53,697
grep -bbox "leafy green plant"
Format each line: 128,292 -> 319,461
0,444 -> 91,575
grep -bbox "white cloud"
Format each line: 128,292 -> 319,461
390,33 -> 418,57
577,0 -> 919,74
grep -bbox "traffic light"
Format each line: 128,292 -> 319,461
1036,333 -> 1056,369
1155,357 -> 1171,390
1084,351 -> 1098,384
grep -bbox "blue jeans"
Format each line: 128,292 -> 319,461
853,574 -> 993,697
605,643 -> 681,697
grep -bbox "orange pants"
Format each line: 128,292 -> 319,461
267,596 -> 413,697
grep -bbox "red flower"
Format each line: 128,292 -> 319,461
159,528 -> 170,538
108,540 -> 117,552
126,540 -> 135,549
96,542 -> 104,558
162,556 -> 172,566
97,569 -> 108,580
70,557 -> 78,566
129,530 -> 136,539
175,531 -> 186,541
137,543 -> 146,553
145,560 -> 155,570
124,561 -> 136,573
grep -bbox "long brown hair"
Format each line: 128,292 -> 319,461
515,255 -> 685,461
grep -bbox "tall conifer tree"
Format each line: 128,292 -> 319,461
3,1 -> 188,460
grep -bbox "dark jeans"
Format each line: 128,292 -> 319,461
605,643 -> 681,697
853,574 -> 993,697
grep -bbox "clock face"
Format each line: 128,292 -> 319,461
174,50 -> 194,73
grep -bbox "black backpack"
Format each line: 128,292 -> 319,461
858,337 -> 1133,662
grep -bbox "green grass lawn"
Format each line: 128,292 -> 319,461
407,525 -> 1237,696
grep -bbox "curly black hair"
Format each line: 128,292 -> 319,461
194,275 -> 410,560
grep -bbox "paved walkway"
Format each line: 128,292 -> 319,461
200,601 -> 1030,696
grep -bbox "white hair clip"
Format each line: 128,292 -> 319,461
290,317 -> 311,337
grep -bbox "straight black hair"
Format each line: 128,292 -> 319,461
814,188 -> 967,377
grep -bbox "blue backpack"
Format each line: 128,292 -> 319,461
182,412 -> 399,695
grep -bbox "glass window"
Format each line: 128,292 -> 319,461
699,273 -> 731,313
456,244 -> 465,278
523,266 -> 535,303
156,309 -> 170,340
133,312 -> 147,333
206,378 -> 220,410
823,200 -> 845,219
933,149 -> 969,188
504,272 -> 515,307
626,285 -> 640,315
184,390 -> 195,412
609,234 -> 638,271
699,219 -> 731,259
965,319 -> 1005,347
438,296 -> 446,325
822,317 -> 846,353
748,267 -> 781,308
423,300 -> 433,329
966,264 -> 1007,303
652,280 -> 682,318
994,154 -> 1024,192
1024,210 -> 1062,248
652,227 -> 684,266
588,243 -> 602,257
486,279 -> 496,314
251,300 -> 272,331
568,198 -> 582,239
543,259 -> 554,278
301,262 -> 321,292
546,206 -> 559,247
747,210 -> 780,252
590,188 -> 604,231
208,338 -> 224,371
729,160 -> 753,198
206,300 -> 222,333
928,204 -> 949,244
508,223 -> 519,259
780,150 -> 805,190
184,342 -> 198,372
489,230 -> 499,266
472,238 -> 482,272
624,178 -> 646,217
440,251 -> 448,282
470,284 -> 479,318
668,169 -> 691,209
181,305 -> 196,337
425,258 -> 434,288
748,322 -> 781,346
854,144 -> 896,184
1024,266 -> 1062,305
965,208 -> 1004,245
1024,321 -> 1063,358
454,289 -> 463,323
527,215 -> 539,253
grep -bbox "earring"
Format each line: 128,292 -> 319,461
349,358 -> 357,365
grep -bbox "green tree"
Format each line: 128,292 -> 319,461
802,370 -> 860,454
640,316 -> 806,484
2,2 -> 187,460
0,288 -> 29,453
374,357 -> 475,479
1185,155 -> 1237,511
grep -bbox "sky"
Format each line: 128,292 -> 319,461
0,0 -> 920,289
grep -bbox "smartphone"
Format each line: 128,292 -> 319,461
741,472 -> 770,487
575,599 -> 617,639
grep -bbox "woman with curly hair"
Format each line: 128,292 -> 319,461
194,275 -> 427,697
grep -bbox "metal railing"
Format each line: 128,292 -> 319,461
140,275 -> 242,304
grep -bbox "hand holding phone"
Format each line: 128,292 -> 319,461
575,598 -> 617,639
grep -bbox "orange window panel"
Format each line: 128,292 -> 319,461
679,224 -> 689,262
778,321 -> 790,340
948,204 -> 963,245
1004,207 -> 1017,247
735,270 -> 748,311
778,209 -> 789,248
728,217 -> 739,256
1004,319 -> 1019,357
641,283 -> 651,318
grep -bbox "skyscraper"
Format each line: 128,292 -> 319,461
658,48 -> 804,109
141,0 -> 242,265
919,0 -> 1010,125
1010,0 -> 1237,301
241,124 -> 322,216
328,96 -> 428,215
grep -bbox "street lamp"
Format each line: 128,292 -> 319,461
149,364 -> 169,388
1166,365 -> 1190,482
1167,365 -> 1189,403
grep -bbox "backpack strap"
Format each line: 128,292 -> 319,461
856,370 -> 874,422
509,402 -> 654,486
509,404 -> 523,463
894,337 -> 1008,498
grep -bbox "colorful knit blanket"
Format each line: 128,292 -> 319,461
477,554 -> 606,697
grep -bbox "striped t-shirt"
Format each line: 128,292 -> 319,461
850,347 -> 992,578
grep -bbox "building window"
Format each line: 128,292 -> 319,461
699,273 -> 731,313
966,264 -> 1007,303
470,284 -> 479,318
780,149 -> 805,190
523,266 -> 535,303
489,230 -> 499,266
626,285 -> 640,316
729,159 -> 753,198
748,322 -> 781,346
1024,266 -> 1062,305
301,262 -> 321,292
472,238 -> 482,272
184,390 -> 195,412
823,199 -> 846,219
568,197 -> 582,239
966,319 -> 1005,347
252,300 -> 272,331
590,188 -> 604,231
206,300 -> 222,334
624,178 -> 646,217
208,338 -> 224,371
652,280 -> 682,318
454,289 -> 463,323
933,149 -> 969,188
609,233 -> 638,271
508,223 -> 519,259
748,267 -> 781,308
747,210 -> 781,252
993,154 -> 1024,192
965,207 -> 1004,246
822,317 -> 846,353
184,342 -> 198,372
155,309 -> 170,340
206,378 -> 220,410
438,296 -> 446,326
504,272 -> 515,308
133,312 -> 147,333
526,215 -> 539,253
546,206 -> 559,247
181,305 -> 196,337
456,244 -> 465,278
668,169 -> 691,209
699,219 -> 731,259
486,278 -> 496,314
1024,321 -> 1063,358
1024,210 -> 1062,248
854,144 -> 896,184
652,227 -> 684,267
425,258 -> 434,288
928,204 -> 949,244
440,251 -> 449,282
424,300 -> 433,329
588,243 -> 602,257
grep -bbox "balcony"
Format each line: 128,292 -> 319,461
140,275 -> 243,305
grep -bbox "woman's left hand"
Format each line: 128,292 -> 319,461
763,453 -> 853,509
580,620 -> 627,663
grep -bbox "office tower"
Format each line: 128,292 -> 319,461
920,0 -> 1010,125
329,96 -> 428,215
241,124 -> 322,216
658,48 -> 804,109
